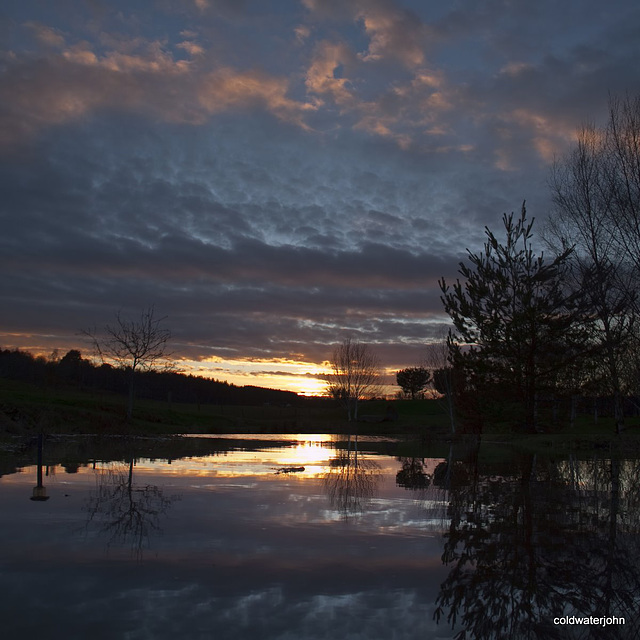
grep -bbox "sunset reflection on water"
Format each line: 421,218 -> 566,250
0,434 -> 453,639
6,434 -> 638,638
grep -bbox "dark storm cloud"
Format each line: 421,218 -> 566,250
3,227 -> 454,288
2,0 -> 640,379
0,253 -> 451,364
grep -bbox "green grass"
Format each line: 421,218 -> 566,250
0,378 -> 363,435
3,377 -> 640,456
0,377 -> 455,436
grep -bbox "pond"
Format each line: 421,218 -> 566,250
1,433 -> 638,639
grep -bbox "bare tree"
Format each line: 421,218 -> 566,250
424,333 -> 457,434
84,306 -> 172,419
327,338 -> 382,421
546,101 -> 640,433
606,94 -> 640,267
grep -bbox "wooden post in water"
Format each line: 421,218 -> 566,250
30,434 -> 50,502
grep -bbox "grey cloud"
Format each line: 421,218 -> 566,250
303,0 -> 431,68
0,262 -> 449,364
0,109 -> 543,367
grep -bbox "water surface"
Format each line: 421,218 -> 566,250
1,434 -> 638,639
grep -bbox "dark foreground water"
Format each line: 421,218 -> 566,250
1,433 -> 639,640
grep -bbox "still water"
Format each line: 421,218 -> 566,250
1,433 -> 639,639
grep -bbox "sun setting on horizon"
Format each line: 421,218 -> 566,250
2,0 -> 640,399
175,357 -> 332,396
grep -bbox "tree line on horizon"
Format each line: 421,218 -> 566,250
0,347 -> 302,410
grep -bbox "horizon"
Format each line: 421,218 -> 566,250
4,343 -> 408,398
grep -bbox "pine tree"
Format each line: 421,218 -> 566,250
440,204 -> 589,432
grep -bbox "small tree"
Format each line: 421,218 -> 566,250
440,205 -> 589,432
396,367 -> 431,400
84,306 -> 172,419
327,339 -> 382,421
425,335 -> 457,434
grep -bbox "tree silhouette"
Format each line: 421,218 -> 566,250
396,367 -> 431,400
83,306 -> 172,419
440,205 -> 589,432
327,339 -> 382,421
546,102 -> 639,433
425,334 -> 458,433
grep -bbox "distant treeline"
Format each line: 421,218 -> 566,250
0,348 -> 305,407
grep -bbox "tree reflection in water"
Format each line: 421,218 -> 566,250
395,454 -> 452,530
434,451 -> 640,640
84,457 -> 176,559
396,457 -> 431,491
323,434 -> 382,518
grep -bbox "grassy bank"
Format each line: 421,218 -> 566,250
3,377 -> 640,454
0,377 -> 448,436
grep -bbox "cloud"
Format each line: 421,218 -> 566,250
0,28 -> 314,148
176,40 -> 205,56
355,1 -> 427,68
305,40 -> 356,106
294,24 -> 311,43
0,101 -> 541,368
24,21 -> 66,48
0,42 -> 189,146
302,0 -> 429,68
199,67 -> 315,125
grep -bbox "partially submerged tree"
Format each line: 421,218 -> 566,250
84,306 -> 172,419
327,339 -> 382,422
396,366 -> 431,400
440,205 -> 589,433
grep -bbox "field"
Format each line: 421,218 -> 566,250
0,377 -> 451,435
2,377 -> 640,454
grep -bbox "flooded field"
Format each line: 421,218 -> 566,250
1,434 -> 638,639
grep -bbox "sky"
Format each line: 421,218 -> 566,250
2,0 -> 640,395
